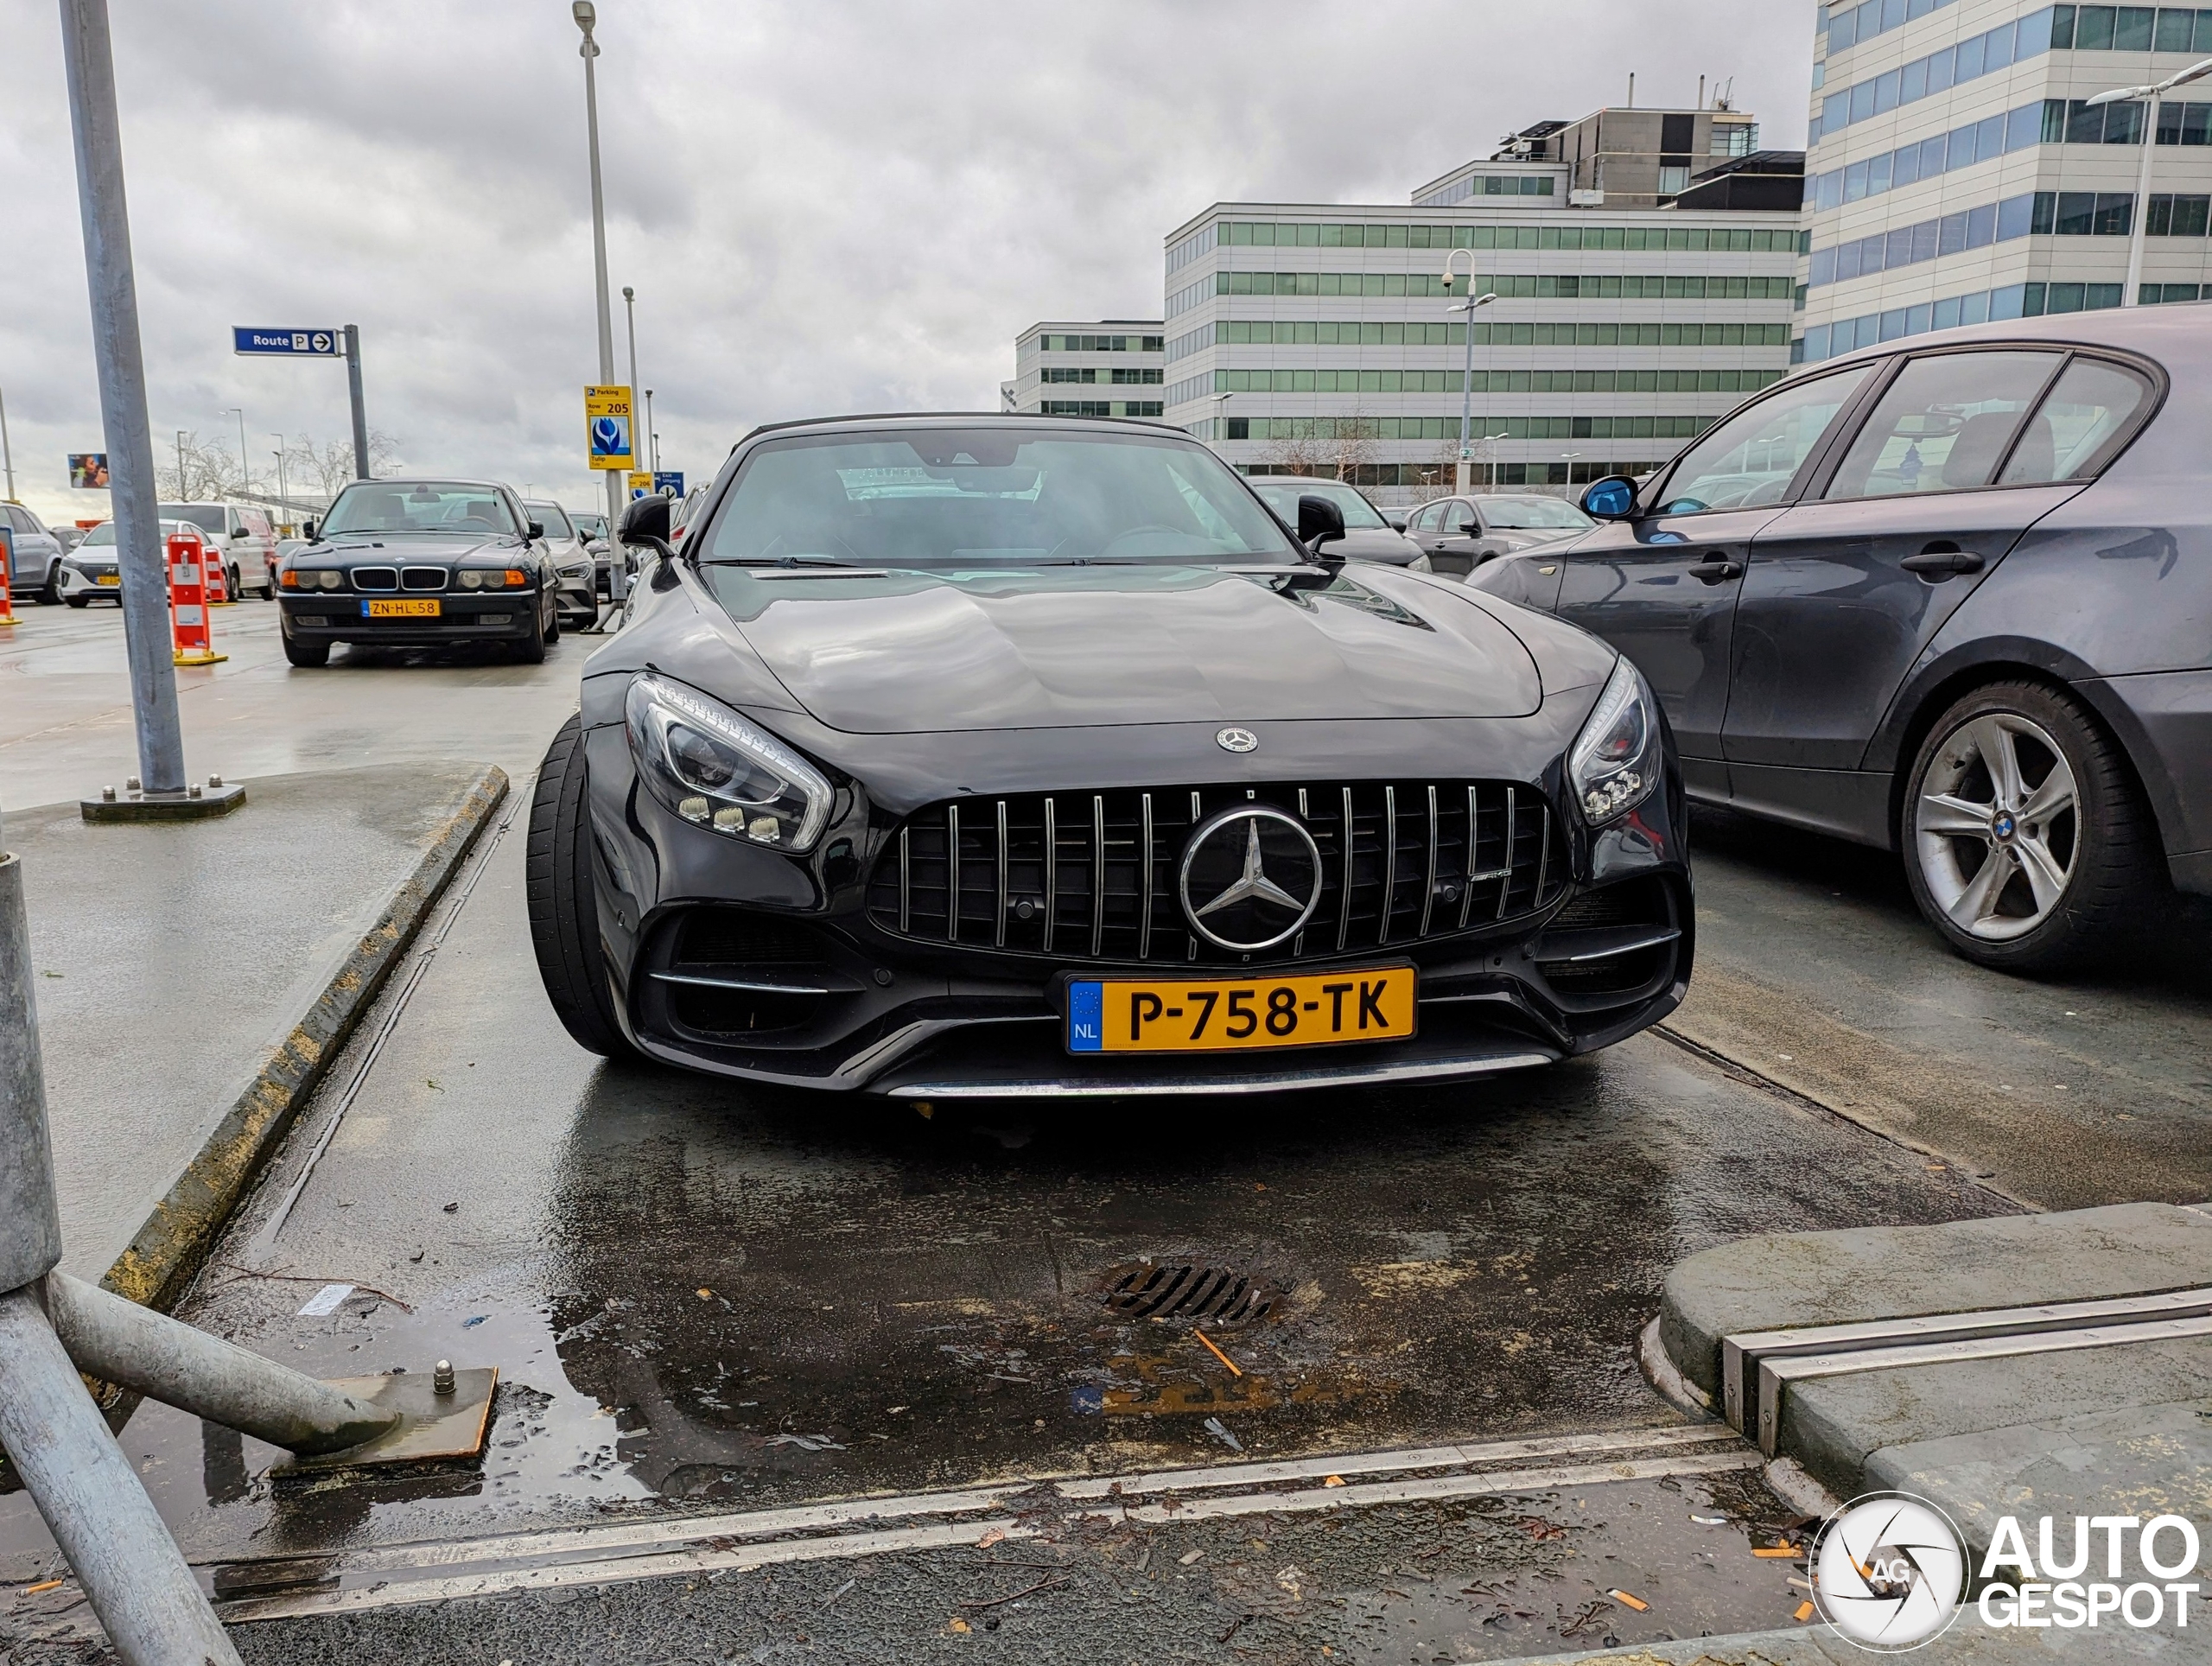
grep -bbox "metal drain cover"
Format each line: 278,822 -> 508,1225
1100,1263 -> 1279,1328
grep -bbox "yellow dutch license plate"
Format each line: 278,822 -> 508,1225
365,599 -> 441,618
1066,965 -> 1416,1055
96,575 -> 121,586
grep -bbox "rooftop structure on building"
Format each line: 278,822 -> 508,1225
1162,99 -> 1802,503
1006,321 -> 1165,419
1796,0 -> 2212,366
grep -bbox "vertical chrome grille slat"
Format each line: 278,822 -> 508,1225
1090,795 -> 1106,957
1420,785 -> 1440,938
1139,793 -> 1155,960
898,826 -> 911,935
1337,785 -> 1354,952
1043,797 -> 1058,953
1496,787 -> 1517,921
994,799 -> 1009,949
1534,801 -> 1551,906
946,804 -> 961,943
1459,785 -> 1478,929
1378,785 -> 1398,946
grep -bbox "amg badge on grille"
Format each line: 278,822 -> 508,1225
1216,727 -> 1258,754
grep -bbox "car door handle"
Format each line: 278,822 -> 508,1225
1687,557 -> 1744,582
1901,546 -> 1985,578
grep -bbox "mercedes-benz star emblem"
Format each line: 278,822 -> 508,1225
1178,806 -> 1323,951
1216,727 -> 1258,754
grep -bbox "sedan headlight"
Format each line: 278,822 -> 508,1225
626,673 -> 833,851
1567,657 -> 1660,825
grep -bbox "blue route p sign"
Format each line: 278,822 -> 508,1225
233,327 -> 341,357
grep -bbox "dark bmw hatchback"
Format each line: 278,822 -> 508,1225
1471,306 -> 2212,971
277,479 -> 563,665
529,416 -> 1693,1097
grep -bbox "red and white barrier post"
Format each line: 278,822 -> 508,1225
0,525 -> 16,628
168,532 -> 225,666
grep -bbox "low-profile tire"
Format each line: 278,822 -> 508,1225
1900,678 -> 2162,974
545,604 -> 562,644
527,714 -> 637,1059
512,601 -> 548,664
38,563 -> 62,605
282,631 -> 331,668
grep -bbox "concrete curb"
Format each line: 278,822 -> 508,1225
99,763 -> 509,1313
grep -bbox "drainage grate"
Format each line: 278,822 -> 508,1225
1100,1264 -> 1279,1328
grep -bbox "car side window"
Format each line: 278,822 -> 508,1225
1822,351 -> 2063,499
1409,503 -> 1438,533
1656,363 -> 1877,513
1997,357 -> 2156,485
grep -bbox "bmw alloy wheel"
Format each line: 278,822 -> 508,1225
1912,710 -> 2078,942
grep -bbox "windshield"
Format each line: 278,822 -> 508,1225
79,521 -> 193,548
573,513 -> 607,537
698,429 -> 1298,567
321,482 -> 518,537
1246,478 -> 1387,529
524,502 -> 575,539
157,505 -> 226,534
1478,497 -> 1595,531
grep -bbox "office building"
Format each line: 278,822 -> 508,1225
1005,321 -> 1165,418
1797,1 -> 2212,364
1160,105 -> 1802,499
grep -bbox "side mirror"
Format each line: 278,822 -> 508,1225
619,490 -> 673,550
1580,475 -> 1640,521
302,519 -> 318,542
1297,493 -> 1347,559
1457,518 -> 1478,536
1383,513 -> 1408,532
230,525 -> 250,539
525,520 -> 544,540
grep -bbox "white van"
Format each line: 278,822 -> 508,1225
157,502 -> 279,598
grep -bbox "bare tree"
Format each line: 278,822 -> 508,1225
1327,408 -> 1381,486
154,432 -> 243,501
1258,420 -> 1324,478
283,431 -> 401,501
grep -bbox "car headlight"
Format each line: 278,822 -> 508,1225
1567,657 -> 1660,825
626,673 -> 833,851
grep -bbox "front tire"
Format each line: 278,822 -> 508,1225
65,595 -> 89,609
1901,679 -> 2160,973
227,563 -> 242,600
527,715 -> 637,1059
512,601 -> 548,664
282,631 -> 331,668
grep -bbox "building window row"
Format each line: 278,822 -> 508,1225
1205,367 -> 1785,395
1808,103 -> 2042,212
1218,414 -> 1713,442
2148,193 -> 2212,233
1167,278 -> 1211,318
1238,461 -> 1670,487
1038,399 -> 1165,417
2051,5 -> 2212,51
1215,270 -> 1795,301
1821,0 -> 1960,56
1166,323 -> 1214,360
1815,8 -> 2056,143
1167,223 -> 1217,275
1041,366 -> 1163,385
1411,174 -> 1560,207
1796,277 -> 2172,363
1178,318 -> 1788,354
1214,220 -> 1797,253
1037,333 -> 1161,353
2140,282 -> 2209,300
1808,190 -> 2157,289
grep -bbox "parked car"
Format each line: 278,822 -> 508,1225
1243,478 -> 1427,567
528,415 -> 1689,1096
667,483 -> 710,549
1403,493 -> 1596,577
276,479 -> 563,666
3,502 -> 67,603
53,525 -> 88,555
569,509 -> 617,595
57,518 -> 211,606
157,502 -> 278,599
1471,307 -> 2209,972
522,499 -> 601,630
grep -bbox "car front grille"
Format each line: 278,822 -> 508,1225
866,780 -> 1560,967
350,566 -> 398,591
401,566 -> 449,591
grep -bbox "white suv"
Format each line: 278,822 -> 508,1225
158,502 -> 279,598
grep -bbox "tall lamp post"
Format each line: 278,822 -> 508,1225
644,389 -> 656,472
2086,54 -> 2212,306
573,2 -> 621,537
270,434 -> 288,531
1478,429 -> 1509,491
1211,390 -> 1233,455
1442,251 -> 1499,494
0,385 -> 16,501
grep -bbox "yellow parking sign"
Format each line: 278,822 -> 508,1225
627,470 -> 654,497
585,385 -> 634,470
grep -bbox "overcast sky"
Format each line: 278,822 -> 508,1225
0,1 -> 1816,520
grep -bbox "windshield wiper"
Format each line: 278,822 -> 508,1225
701,556 -> 851,569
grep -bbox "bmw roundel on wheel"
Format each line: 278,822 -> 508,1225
527,414 -> 1691,1097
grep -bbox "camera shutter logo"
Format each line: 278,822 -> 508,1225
1813,1492 -> 1968,1651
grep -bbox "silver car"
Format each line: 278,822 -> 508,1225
58,518 -> 207,606
522,500 -> 599,630
1402,493 -> 1597,578
3,502 -> 67,603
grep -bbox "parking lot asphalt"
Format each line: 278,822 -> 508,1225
1,597 -> 2206,1663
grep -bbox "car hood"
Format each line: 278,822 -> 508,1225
697,563 -> 1542,734
315,535 -> 527,563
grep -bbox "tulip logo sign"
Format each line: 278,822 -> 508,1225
1813,1494 -> 1969,1650
584,385 -> 633,471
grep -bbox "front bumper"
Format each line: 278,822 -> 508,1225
278,592 -> 540,643
582,724 -> 1692,1097
57,566 -> 123,601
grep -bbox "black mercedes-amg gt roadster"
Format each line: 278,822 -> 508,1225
527,415 -> 1689,1097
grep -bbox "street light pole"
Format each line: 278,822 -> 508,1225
58,0 -> 187,800
644,389 -> 656,470
2088,55 -> 2212,306
224,407 -> 246,494
0,385 -> 16,501
1481,430 -> 1509,491
174,429 -> 186,498
616,285 -> 639,607
1442,251 -> 1499,495
270,434 -> 287,531
574,3 -> 622,539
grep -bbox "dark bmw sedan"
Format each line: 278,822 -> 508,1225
277,479 -> 564,665
528,415 -> 1691,1097
1471,307 -> 2211,973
